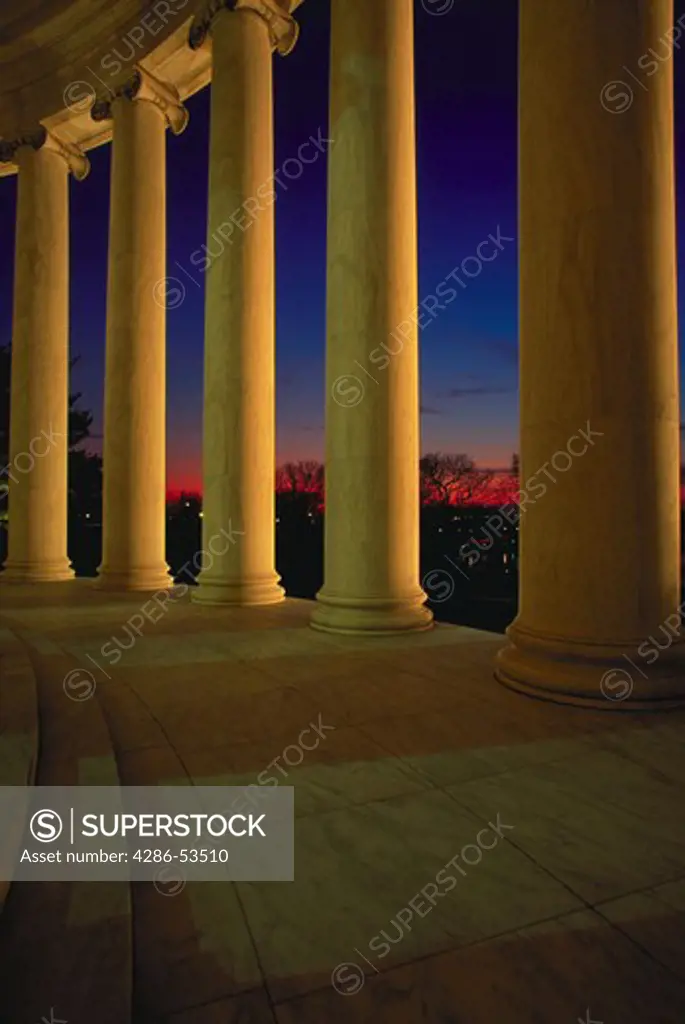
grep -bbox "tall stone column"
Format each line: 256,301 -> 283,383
189,1 -> 297,606
1,130 -> 89,583
496,0 -> 683,707
311,0 -> 432,634
92,69 -> 188,591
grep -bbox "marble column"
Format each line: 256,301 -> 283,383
311,0 -> 432,634
1,130 -> 89,582
496,0 -> 683,707
189,1 -> 297,606
92,69 -> 188,591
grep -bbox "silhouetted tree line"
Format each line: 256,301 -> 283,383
0,345 -> 103,521
1,344 -> 520,524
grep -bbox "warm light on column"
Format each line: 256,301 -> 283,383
311,0 -> 432,634
496,0 -> 683,707
93,69 -> 188,592
190,1 -> 297,606
1,129 -> 89,583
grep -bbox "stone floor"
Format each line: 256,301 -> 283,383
0,580 -> 684,1023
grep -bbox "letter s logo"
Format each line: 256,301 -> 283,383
30,809 -> 63,843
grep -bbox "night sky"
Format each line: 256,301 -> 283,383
0,0 -> 683,494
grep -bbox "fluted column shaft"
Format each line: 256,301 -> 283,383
496,0 -> 682,706
193,6 -> 284,605
3,135 -> 85,582
97,86 -> 173,591
311,0 -> 432,634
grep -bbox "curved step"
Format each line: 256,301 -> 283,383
94,675 -> 264,1022
0,632 -> 132,1024
0,621 -> 39,914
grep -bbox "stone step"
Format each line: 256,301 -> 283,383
0,622 -> 39,913
95,675 -> 268,1022
0,639 -> 133,1024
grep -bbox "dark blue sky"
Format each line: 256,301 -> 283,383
0,0 -> 683,492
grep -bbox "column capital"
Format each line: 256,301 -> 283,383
189,0 -> 299,56
0,127 -> 89,180
91,66 -> 189,136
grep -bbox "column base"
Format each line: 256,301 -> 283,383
192,572 -> 285,607
495,621 -> 685,710
311,589 -> 434,635
1,559 -> 75,583
95,565 -> 174,593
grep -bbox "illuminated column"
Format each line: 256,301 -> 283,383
496,0 -> 683,707
311,0 -> 432,634
1,130 -> 88,582
92,69 -> 188,591
189,1 -> 297,605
